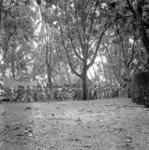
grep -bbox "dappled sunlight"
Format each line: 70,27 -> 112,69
88,55 -> 107,80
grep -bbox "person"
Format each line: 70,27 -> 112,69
93,85 -> 97,100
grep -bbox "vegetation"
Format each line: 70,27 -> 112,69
0,0 -> 149,101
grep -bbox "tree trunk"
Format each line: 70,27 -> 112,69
0,0 -> 3,25
47,63 -> 52,89
45,62 -> 53,101
136,1 -> 149,54
82,66 -> 88,100
58,62 -> 64,86
11,61 -> 15,79
45,41 -> 53,100
127,81 -> 131,98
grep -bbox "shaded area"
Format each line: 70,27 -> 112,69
131,72 -> 149,106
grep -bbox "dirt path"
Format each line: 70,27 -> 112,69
0,98 -> 149,150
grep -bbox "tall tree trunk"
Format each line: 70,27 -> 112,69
0,0 -> 3,26
47,63 -> 52,89
82,66 -> 88,100
136,1 -> 149,54
45,61 -> 53,101
45,41 -> 53,100
58,62 -> 64,87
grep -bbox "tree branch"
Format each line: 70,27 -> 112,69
53,9 -> 81,78
125,0 -> 136,19
87,23 -> 111,69
115,23 -> 128,69
86,0 -> 98,45
136,0 -> 149,54
105,46 -> 123,85
73,8 -> 84,51
65,15 -> 84,61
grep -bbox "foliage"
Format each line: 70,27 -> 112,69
0,0 -> 37,79
131,72 -> 149,107
43,0 -> 112,100
0,0 -> 149,102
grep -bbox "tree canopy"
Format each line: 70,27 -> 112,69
0,0 -> 149,100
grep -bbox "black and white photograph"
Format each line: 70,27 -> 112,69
0,0 -> 149,149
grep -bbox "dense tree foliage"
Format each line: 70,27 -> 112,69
0,0 -> 36,79
0,0 -> 149,100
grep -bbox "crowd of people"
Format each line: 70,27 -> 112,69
0,84 -> 127,103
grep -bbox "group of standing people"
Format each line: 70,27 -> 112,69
90,85 -> 98,100
89,85 -> 124,100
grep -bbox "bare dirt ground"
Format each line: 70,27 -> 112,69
0,98 -> 149,150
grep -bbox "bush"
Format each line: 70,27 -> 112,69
131,72 -> 149,107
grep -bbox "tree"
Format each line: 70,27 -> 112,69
126,0 -> 149,54
101,0 -> 149,67
45,0 -> 111,100
0,0 -> 37,80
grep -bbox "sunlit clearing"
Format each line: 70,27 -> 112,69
31,0 -> 42,36
32,41 -> 38,49
0,55 -> 2,62
95,56 -> 107,64
101,3 -> 107,9
100,75 -> 106,82
35,20 -> 42,35
52,5 -> 56,10
5,69 -> 11,77
88,64 -> 97,79
15,45 -> 21,53
30,0 -> 38,12
88,56 -> 107,80
87,71 -> 93,80
129,38 -> 134,44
